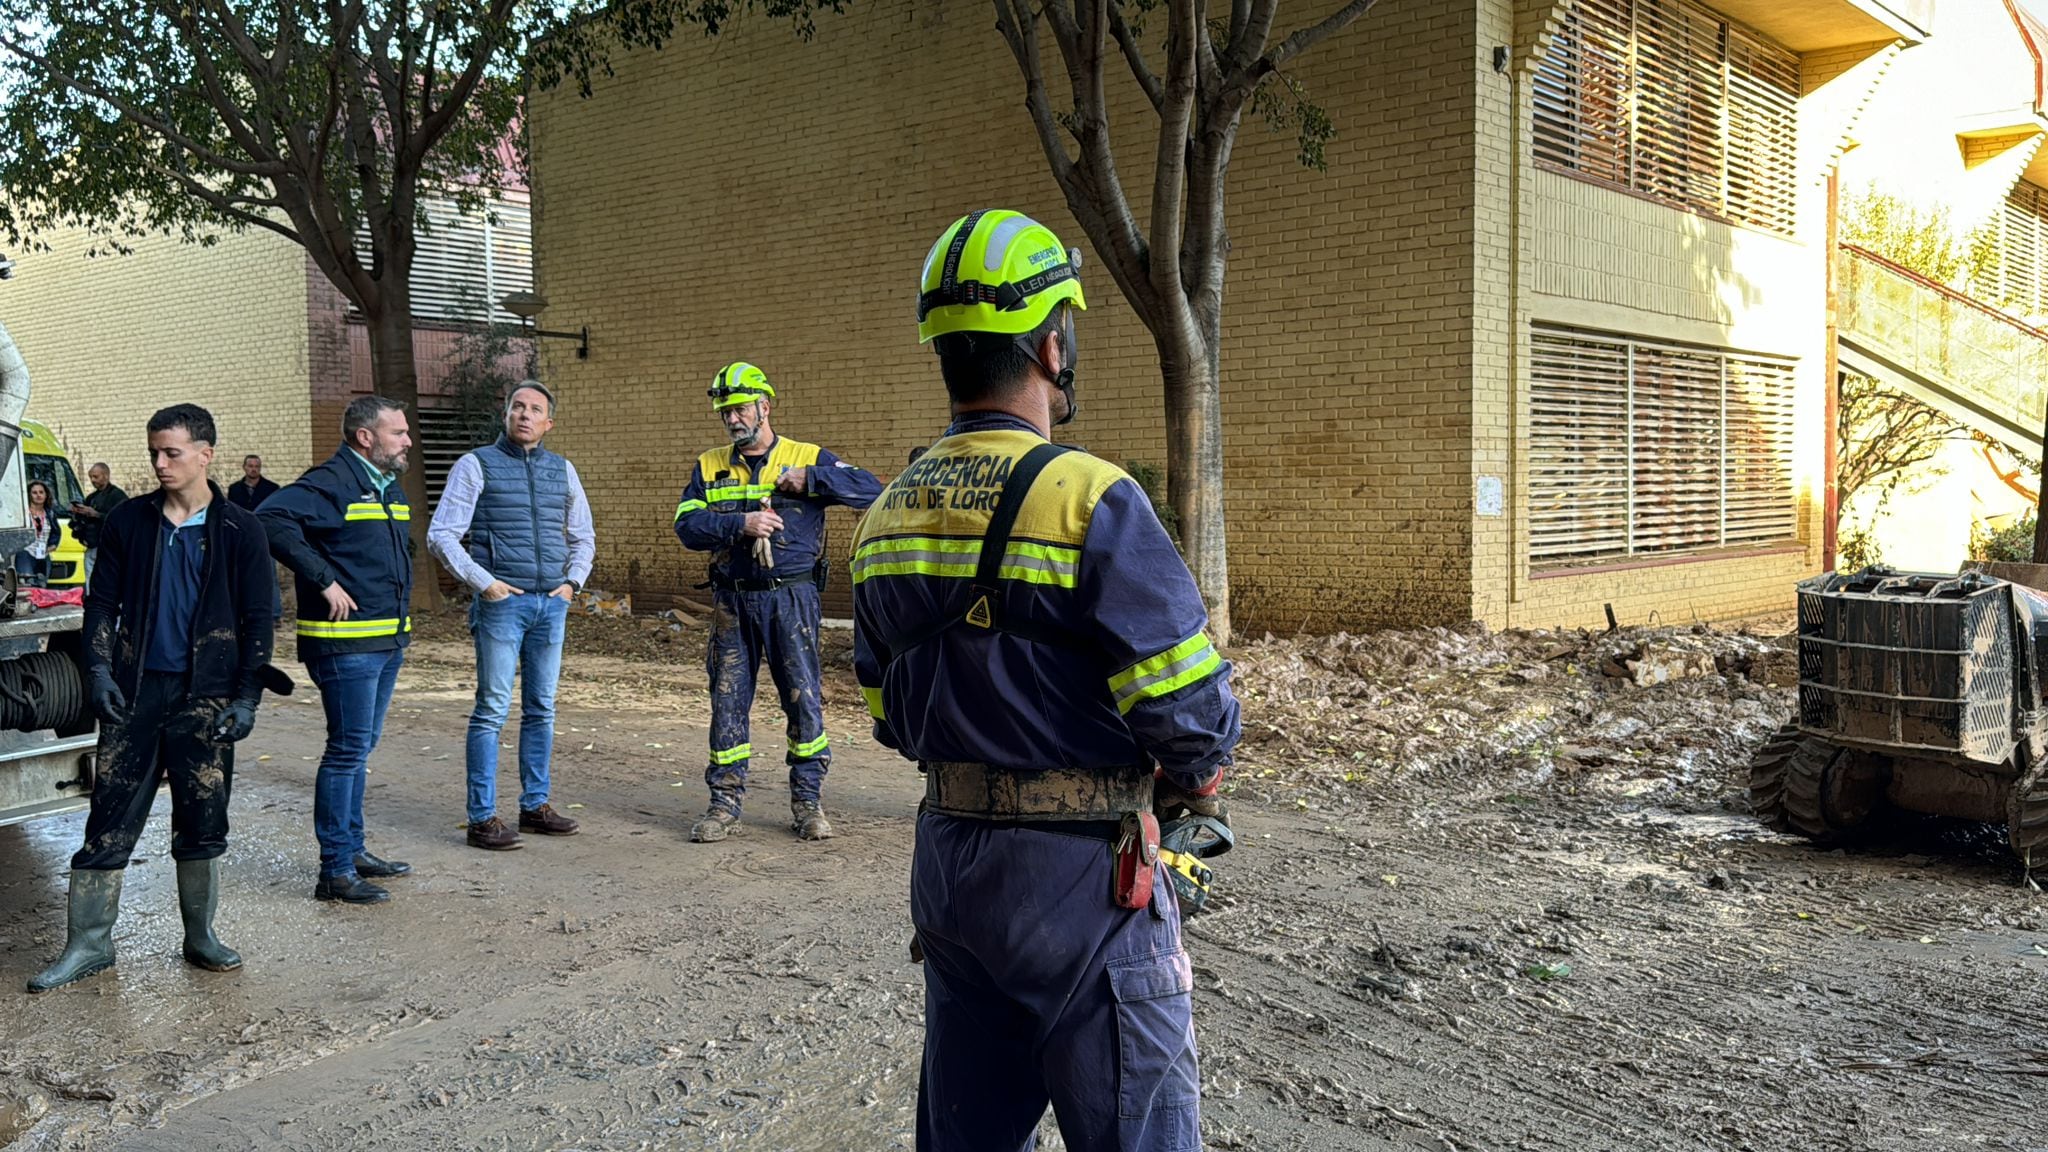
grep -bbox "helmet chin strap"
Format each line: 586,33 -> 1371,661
1052,368 -> 1078,427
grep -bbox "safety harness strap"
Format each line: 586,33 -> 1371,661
883,441 -> 1077,659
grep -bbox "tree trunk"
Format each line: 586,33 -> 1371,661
1160,333 -> 1232,645
361,297 -> 442,612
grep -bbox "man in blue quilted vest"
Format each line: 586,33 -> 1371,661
428,380 -> 596,851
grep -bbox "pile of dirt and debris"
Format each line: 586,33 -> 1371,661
1226,621 -> 1796,812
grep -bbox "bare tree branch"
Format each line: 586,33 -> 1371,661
1222,0 -> 1278,77
990,0 -> 1076,178
1146,0 -> 1198,309
1108,2 -> 1164,113
412,0 -> 518,160
152,163 -> 303,247
0,29 -> 288,179
1263,0 -> 1379,72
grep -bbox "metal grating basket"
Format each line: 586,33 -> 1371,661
1796,569 -> 2018,764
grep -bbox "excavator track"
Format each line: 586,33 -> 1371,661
1749,723 -> 1838,842
1748,723 -> 1895,844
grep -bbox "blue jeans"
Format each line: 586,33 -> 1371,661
465,592 -> 568,824
308,647 -> 405,878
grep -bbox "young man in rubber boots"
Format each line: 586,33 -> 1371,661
673,363 -> 881,843
30,404 -> 282,992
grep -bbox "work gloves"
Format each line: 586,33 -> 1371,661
88,667 -> 128,725
1154,768 -> 1226,824
212,698 -> 259,743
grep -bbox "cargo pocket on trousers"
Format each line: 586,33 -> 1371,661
1107,948 -> 1201,1142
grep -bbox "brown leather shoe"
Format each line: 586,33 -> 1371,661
467,816 -> 524,851
519,803 -> 580,836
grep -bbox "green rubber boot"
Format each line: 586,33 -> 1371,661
177,859 -> 242,972
27,869 -> 123,993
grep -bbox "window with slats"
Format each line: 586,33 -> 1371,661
1996,182 -> 2048,318
355,191 -> 534,326
1530,325 -> 1798,566
1535,0 -> 1799,235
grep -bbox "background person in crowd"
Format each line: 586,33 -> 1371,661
69,463 -> 126,585
16,479 -> 59,586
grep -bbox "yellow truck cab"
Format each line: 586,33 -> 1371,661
19,419 -> 87,586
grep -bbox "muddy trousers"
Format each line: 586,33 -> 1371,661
911,811 -> 1201,1152
72,677 -> 234,871
704,583 -> 829,812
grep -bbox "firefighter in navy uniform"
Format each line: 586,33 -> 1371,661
852,210 -> 1241,1151
674,363 -> 882,842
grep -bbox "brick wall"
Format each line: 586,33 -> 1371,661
527,0 -> 1482,632
2,226 -> 314,493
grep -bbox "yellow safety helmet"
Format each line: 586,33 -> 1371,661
708,362 -> 774,410
917,210 -> 1086,343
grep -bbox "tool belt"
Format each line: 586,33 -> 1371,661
921,762 -> 1152,822
705,569 -> 815,593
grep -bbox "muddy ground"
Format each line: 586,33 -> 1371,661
1,609 -> 2044,1151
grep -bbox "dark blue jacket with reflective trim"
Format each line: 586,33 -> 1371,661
850,413 -> 1239,790
674,435 -> 882,584
259,446 -> 415,660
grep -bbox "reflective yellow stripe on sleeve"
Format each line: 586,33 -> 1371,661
861,686 -> 885,720
675,499 -> 708,521
1108,631 -> 1222,715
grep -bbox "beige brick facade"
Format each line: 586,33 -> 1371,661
526,0 -> 1897,631
530,0 -> 1490,631
2,225 -> 315,493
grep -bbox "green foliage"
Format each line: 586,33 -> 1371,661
1970,514 -> 2037,563
1840,187 -> 2001,290
1837,526 -> 1883,571
0,1 -> 841,266
1249,72 -> 1335,172
1122,460 -> 1180,547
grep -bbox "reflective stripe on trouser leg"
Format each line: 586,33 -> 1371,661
911,812 -> 1201,1152
704,591 -> 759,812
763,583 -> 829,803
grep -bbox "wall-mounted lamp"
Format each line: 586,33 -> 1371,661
499,290 -> 589,359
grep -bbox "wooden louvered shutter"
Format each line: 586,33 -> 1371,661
1724,27 -> 1798,234
1534,0 -> 1633,184
409,199 -> 490,324
1722,355 -> 1799,545
1632,0 -> 1725,214
1531,330 -> 1632,563
1531,326 -> 1799,566
356,191 -> 535,325
1629,341 -> 1724,553
2000,183 -> 2048,317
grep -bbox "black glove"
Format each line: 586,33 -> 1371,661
88,668 -> 128,725
213,699 -> 258,743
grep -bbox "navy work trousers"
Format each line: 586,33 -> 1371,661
911,810 -> 1202,1151
704,583 -> 829,812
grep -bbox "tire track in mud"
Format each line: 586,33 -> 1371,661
1187,804 -> 2048,1152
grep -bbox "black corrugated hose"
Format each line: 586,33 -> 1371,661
0,651 -> 86,733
